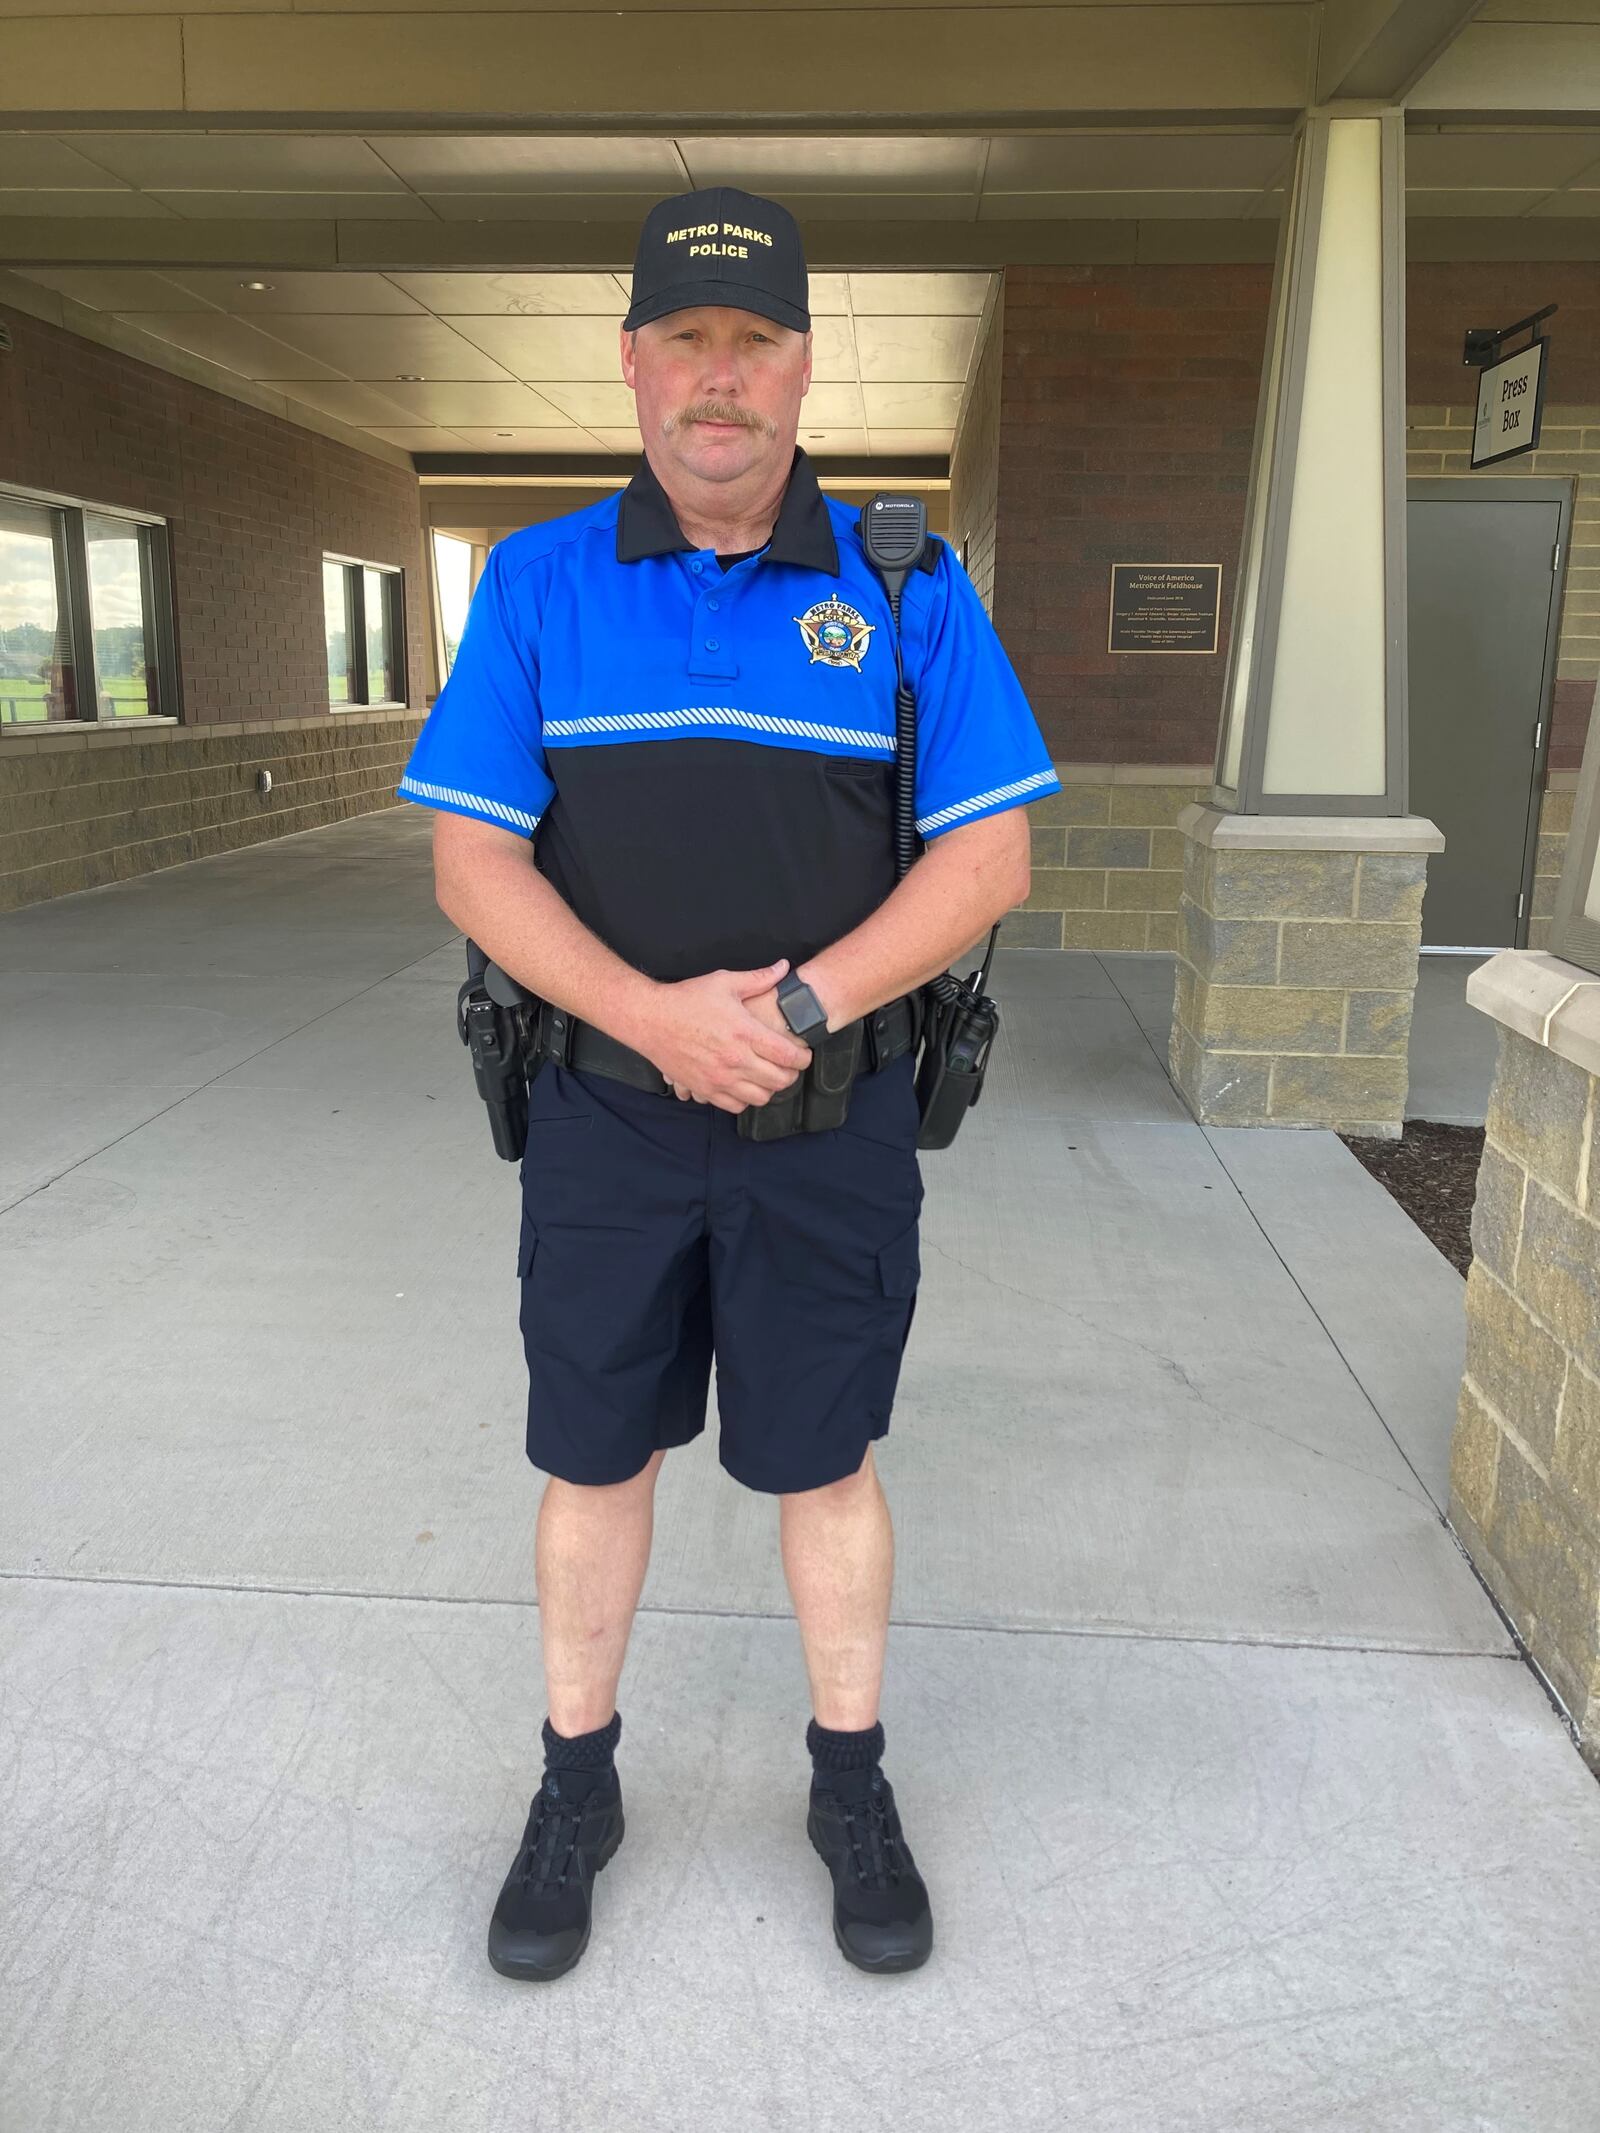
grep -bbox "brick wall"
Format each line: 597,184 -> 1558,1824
948,281 -> 1002,615
0,299 -> 426,728
993,262 -> 1273,770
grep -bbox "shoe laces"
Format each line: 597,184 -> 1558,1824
838,1775 -> 905,1892
517,1772 -> 586,1895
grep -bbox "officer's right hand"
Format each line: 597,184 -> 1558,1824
639,959 -> 813,1114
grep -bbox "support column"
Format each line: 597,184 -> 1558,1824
1454,951 -> 1600,1772
1171,106 -> 1442,1136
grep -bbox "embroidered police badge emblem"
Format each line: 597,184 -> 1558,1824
794,598 -> 874,672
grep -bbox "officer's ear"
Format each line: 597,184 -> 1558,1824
620,324 -> 640,388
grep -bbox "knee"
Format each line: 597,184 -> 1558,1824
781,1446 -> 877,1509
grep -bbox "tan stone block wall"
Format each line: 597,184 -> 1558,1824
1014,766 -> 1212,951
0,711 -> 424,913
1453,1023 -> 1600,1771
1169,833 -> 1428,1133
1528,777 -> 1576,954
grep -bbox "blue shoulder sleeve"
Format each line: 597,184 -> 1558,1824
398,540 -> 554,836
905,543 -> 1060,838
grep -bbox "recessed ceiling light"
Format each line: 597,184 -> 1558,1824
239,280 -> 273,293
397,373 -> 424,382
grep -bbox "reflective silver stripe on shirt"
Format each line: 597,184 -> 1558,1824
399,776 -> 542,833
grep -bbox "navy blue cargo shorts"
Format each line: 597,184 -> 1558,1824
515,1050 -> 924,1495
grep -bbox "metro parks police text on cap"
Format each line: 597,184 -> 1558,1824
622,185 -> 810,334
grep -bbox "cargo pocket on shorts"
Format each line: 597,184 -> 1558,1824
877,1222 -> 920,1298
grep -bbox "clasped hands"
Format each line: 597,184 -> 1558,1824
634,957 -> 818,1115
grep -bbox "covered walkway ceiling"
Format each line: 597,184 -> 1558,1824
6,263 -> 993,465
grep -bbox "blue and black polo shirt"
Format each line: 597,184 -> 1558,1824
399,448 -> 1059,983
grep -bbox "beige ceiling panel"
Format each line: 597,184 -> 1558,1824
168,269 -> 425,314
267,315 -> 512,379
535,381 -> 639,424
379,136 -> 685,190
981,188 -> 1265,218
274,379 -> 418,424
390,270 -> 631,315
149,191 -> 437,221
380,381 -> 569,424
419,192 -> 664,223
0,188 -> 173,218
862,382 -> 964,426
805,316 -> 859,383
806,273 -> 852,315
445,425 -> 595,450
1409,23 -> 1600,108
119,312 -> 346,380
863,429 -> 955,455
769,191 -> 978,222
0,138 -> 119,187
1404,131 -> 1600,189
1404,188 -> 1551,214
794,429 -> 874,454
855,314 -> 978,383
1478,0 -> 1600,15
13,267 -> 209,311
583,429 -> 648,455
678,137 -> 985,192
847,272 -> 992,316
0,18 -> 181,112
69,134 -> 408,192
798,383 -> 867,425
367,426 -> 453,449
177,10 -> 1314,120
443,312 -> 624,378
985,133 -> 1292,191
1524,189 -> 1600,215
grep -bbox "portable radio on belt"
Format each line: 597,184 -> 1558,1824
459,492 -> 1005,1160
860,493 -> 1002,1152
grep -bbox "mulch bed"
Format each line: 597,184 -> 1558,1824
1338,1121 -> 1486,1277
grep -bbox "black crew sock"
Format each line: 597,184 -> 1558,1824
541,1710 -> 621,1798
807,1717 -> 885,1795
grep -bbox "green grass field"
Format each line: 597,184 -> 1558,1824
0,676 -> 152,723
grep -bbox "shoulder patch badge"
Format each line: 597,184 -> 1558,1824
794,597 -> 874,673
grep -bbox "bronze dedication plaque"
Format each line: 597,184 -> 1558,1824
1108,565 -> 1221,655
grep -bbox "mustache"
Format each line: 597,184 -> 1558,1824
664,400 -> 777,439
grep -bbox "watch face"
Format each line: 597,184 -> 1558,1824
782,980 -> 826,1037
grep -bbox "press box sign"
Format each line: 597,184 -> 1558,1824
1472,341 -> 1546,469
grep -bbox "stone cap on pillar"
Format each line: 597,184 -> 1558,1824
1177,804 -> 1445,854
1467,949 -> 1600,1077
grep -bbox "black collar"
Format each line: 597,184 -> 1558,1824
615,446 -> 839,574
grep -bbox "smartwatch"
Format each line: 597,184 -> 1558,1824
775,969 -> 830,1046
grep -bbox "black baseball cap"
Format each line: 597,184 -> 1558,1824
623,185 -> 810,335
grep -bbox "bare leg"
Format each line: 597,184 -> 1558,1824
778,1445 -> 894,1732
536,1448 -> 665,1737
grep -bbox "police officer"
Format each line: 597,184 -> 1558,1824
400,186 -> 1061,1981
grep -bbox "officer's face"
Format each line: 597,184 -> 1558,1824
622,307 -> 812,487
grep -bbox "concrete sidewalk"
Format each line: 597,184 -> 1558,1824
3,810 -> 1598,2132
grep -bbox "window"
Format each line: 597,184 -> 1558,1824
323,555 -> 406,708
0,487 -> 176,725
431,532 -> 473,681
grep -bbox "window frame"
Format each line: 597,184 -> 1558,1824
0,481 -> 180,728
323,552 -> 407,711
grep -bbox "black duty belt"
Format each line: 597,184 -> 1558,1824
528,992 -> 918,1110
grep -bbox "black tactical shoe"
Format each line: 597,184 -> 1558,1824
807,1765 -> 933,1974
487,1764 -> 625,1981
